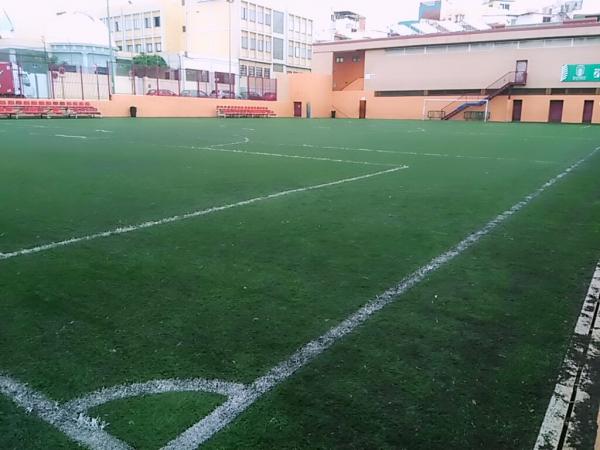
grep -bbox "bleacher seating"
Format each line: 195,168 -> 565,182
0,99 -> 101,119
216,105 -> 275,119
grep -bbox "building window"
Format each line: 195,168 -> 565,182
125,17 -> 133,30
335,56 -> 344,63
154,16 -> 161,27
295,16 -> 300,32
308,20 -> 313,35
265,11 -> 271,26
258,39 -> 264,51
114,20 -> 120,32
264,68 -> 270,78
257,7 -> 264,24
543,16 -> 551,22
256,67 -> 263,78
288,41 -> 293,57
135,44 -> 142,53
302,18 -> 307,34
155,42 -> 162,52
146,43 -> 153,52
240,64 -> 247,76
273,64 -> 284,72
289,14 -> 294,31
307,47 -> 312,59
273,38 -> 284,59
265,38 -> 271,52
248,66 -> 256,77
144,17 -> 151,28
295,46 -> 300,58
241,5 -> 247,20
117,45 -> 123,51
273,11 -> 284,34
250,37 -> 256,50
352,56 -> 361,62
249,8 -> 256,22
134,17 -> 141,29
127,45 -> 134,52
241,35 -> 248,49
182,25 -> 186,32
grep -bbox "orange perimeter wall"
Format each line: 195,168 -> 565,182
91,73 -> 600,124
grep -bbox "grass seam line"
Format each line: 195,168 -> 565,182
0,167 -> 407,261
533,261 -> 600,450
161,146 -> 600,450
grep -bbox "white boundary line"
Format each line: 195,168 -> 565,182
534,262 -> 600,450
162,146 -> 600,450
277,143 -> 558,165
54,134 -> 88,139
0,147 -> 597,450
184,144 -> 400,168
0,167 -> 406,261
0,375 -> 130,450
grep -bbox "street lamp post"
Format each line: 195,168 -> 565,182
106,0 -> 115,97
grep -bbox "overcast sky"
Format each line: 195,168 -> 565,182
3,0 -> 426,37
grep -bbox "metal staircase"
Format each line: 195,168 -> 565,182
441,71 -> 527,120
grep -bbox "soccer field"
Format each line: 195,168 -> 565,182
1,118 -> 599,450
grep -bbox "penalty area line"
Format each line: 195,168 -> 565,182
0,166 -> 407,261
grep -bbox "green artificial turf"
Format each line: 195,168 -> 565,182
0,118 -> 598,449
90,392 -> 225,450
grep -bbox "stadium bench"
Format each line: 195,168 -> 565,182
0,99 -> 101,119
216,105 -> 275,118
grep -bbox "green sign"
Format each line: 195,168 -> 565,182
561,64 -> 600,82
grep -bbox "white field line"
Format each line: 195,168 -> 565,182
95,130 -> 114,133
162,146 -> 600,450
0,167 -> 406,261
209,137 -> 250,147
534,262 -> 600,450
564,307 -> 600,449
277,143 -> 558,165
184,144 -> 401,168
64,378 -> 247,413
54,134 -> 88,139
0,375 -> 130,450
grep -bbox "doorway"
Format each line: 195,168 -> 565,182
582,100 -> 594,124
293,102 -> 302,118
512,99 -> 522,122
548,100 -> 563,123
515,60 -> 528,84
359,100 -> 367,119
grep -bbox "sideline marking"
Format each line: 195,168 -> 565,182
162,145 -> 600,450
0,167 -> 406,261
534,262 -> 600,450
184,144 -> 401,167
0,147 -> 597,449
54,134 -> 88,139
278,143 -> 558,165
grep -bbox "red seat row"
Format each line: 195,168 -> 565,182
0,99 -> 101,119
216,105 -> 275,118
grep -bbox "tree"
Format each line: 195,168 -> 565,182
132,54 -> 167,68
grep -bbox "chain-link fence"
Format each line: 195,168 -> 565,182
0,53 -> 278,101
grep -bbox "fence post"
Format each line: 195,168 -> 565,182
49,64 -> 56,99
107,63 -> 112,100
96,68 -> 100,100
156,66 -> 160,94
80,65 -> 85,100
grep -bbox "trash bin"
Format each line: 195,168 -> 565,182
331,110 -> 336,119
130,106 -> 137,118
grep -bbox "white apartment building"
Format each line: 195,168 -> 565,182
98,0 -> 314,77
